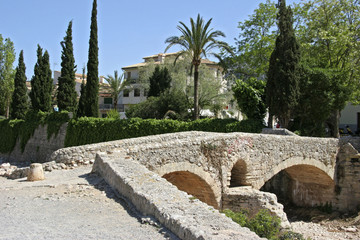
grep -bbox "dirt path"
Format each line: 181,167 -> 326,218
0,166 -> 178,240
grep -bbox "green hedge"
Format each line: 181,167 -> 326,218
0,111 -> 69,154
64,117 -> 264,147
0,114 -> 264,152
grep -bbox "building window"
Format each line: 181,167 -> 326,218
123,89 -> 130,97
134,88 -> 140,97
127,72 -> 131,80
104,97 -> 113,104
143,89 -> 148,97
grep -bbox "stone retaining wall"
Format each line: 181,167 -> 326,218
0,123 -> 67,163
92,151 -> 262,240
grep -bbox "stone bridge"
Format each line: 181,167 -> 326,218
52,131 -> 360,210
48,131 -> 360,238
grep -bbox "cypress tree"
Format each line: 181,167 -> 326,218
84,0 -> 99,117
160,67 -> 172,93
30,45 -> 53,112
57,21 -> 77,112
148,66 -> 161,97
10,50 -> 28,119
77,66 -> 86,117
148,66 -> 172,97
266,0 -> 300,128
30,45 -> 43,111
41,50 -> 53,112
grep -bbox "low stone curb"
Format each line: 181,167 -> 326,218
92,151 -> 262,240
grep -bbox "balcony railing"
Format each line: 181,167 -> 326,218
99,104 -> 124,112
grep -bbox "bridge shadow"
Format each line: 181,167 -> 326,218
79,171 -> 180,240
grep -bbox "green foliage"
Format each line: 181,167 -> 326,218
76,67 -> 87,117
106,109 -> 120,120
292,66 -> 350,136
148,66 -> 172,97
84,0 -> 99,117
57,21 -> 77,112
266,0 -> 301,128
11,50 -> 28,119
0,111 -> 69,154
279,231 -> 306,240
64,117 -> 263,147
0,35 -> 16,118
232,77 -> 266,121
224,209 -> 302,240
126,90 -> 191,120
30,45 -> 53,112
222,209 -> 248,227
226,119 -> 265,133
223,0 -> 277,79
247,209 -> 281,239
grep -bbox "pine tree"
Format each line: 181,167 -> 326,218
57,21 -> 77,112
30,45 -> 53,112
266,0 -> 300,128
84,0 -> 99,117
10,50 -> 28,119
77,66 -> 86,117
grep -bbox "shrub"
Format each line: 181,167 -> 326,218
279,231 -> 306,240
106,109 -> 120,120
246,209 -> 281,239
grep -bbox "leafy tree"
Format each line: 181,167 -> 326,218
76,66 -> 86,117
30,45 -> 53,112
0,35 -> 16,118
266,0 -> 301,128
165,14 -> 232,119
148,66 -> 172,97
225,0 -> 278,79
233,78 -> 266,121
104,70 -> 129,109
126,89 -> 191,120
10,50 -> 28,119
298,0 -> 359,137
293,66 -> 350,136
84,0 -> 99,117
57,21 -> 77,112
138,56 -> 229,116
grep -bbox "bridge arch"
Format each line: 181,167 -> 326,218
155,162 -> 221,209
228,159 -> 251,188
256,157 -> 335,189
258,157 -> 336,207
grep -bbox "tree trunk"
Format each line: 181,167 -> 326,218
268,112 -> 273,128
193,64 -> 200,120
328,109 -> 340,138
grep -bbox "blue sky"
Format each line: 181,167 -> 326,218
1,0 -> 299,79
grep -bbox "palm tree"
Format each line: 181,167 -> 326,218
165,14 -> 232,120
105,70 -> 129,110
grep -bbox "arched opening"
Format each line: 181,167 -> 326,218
261,164 -> 335,219
229,160 -> 249,187
163,171 -> 218,209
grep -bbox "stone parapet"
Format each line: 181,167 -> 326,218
92,151 -> 262,240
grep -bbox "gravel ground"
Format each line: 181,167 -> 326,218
1,165 -> 359,240
0,166 -> 178,240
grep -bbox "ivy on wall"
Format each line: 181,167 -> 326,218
0,111 -> 70,153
